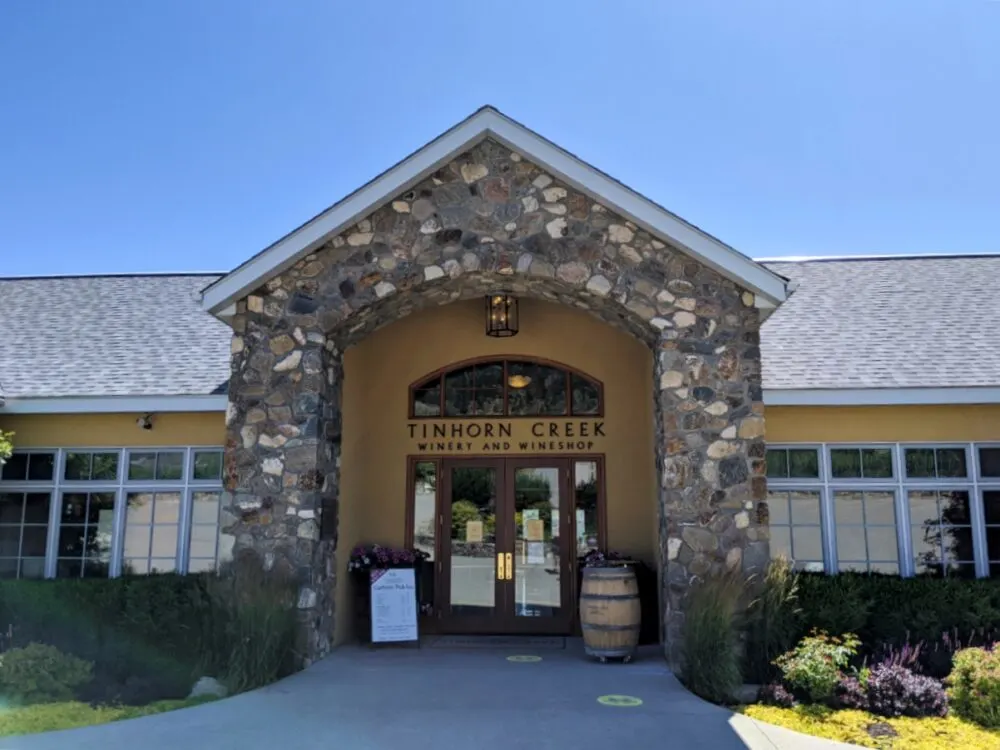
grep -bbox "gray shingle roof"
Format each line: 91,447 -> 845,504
1,256 -> 996,402
0,274 -> 230,399
762,255 -> 1000,390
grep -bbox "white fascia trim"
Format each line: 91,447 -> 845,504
202,107 -> 787,314
764,387 -> 1000,406
0,395 -> 228,414
201,114 -> 495,314
483,114 -> 787,305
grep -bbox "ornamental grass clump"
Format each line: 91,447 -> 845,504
773,630 -> 860,704
204,550 -> 300,694
948,646 -> 1000,728
744,557 -> 801,684
679,570 -> 746,704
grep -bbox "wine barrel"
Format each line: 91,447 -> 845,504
579,565 -> 640,661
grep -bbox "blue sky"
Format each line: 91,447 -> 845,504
1,1 -> 997,277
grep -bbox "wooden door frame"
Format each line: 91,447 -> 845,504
404,454 -> 607,635
436,457 -> 507,634
503,456 -> 574,635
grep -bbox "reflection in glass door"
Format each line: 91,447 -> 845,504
512,466 -> 562,619
442,462 -> 501,627
434,457 -> 602,635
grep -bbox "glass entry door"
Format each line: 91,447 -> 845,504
439,458 -> 574,634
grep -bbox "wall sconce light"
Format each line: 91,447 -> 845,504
485,294 -> 519,338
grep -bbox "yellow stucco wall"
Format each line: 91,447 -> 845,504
767,405 -> 1000,443
0,412 -> 226,448
336,297 -> 658,642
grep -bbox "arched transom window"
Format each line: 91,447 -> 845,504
410,358 -> 603,418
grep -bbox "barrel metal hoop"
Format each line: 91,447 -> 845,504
580,593 -> 638,600
581,624 -> 641,631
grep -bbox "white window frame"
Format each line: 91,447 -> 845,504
0,446 -> 225,579
976,443 -> 1000,577
766,441 -> 1000,578
765,443 -> 829,572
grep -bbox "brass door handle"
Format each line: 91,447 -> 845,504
496,553 -> 504,581
504,552 -> 512,580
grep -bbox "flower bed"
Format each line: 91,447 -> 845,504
729,562 -> 1000,748
742,705 -> 1000,749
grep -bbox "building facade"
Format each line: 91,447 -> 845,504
3,108 -> 999,666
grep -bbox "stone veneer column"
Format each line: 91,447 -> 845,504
224,292 -> 342,664
655,285 -> 768,667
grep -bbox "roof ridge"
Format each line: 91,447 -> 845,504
0,272 -> 225,281
758,252 -> 1000,263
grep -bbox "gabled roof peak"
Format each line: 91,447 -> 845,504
202,106 -> 787,313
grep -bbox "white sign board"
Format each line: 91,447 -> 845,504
526,541 -> 546,565
370,568 -> 418,643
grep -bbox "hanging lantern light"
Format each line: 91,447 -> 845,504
507,374 -> 532,389
484,293 -> 519,337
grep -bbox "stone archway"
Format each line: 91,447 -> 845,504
222,138 -> 768,666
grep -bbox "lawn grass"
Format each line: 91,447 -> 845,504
0,696 -> 217,737
743,704 -> 1000,750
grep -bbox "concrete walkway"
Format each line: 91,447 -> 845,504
2,641 -> 858,750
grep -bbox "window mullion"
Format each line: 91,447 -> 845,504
895,444 -> 914,577
969,443 -> 989,578
44,450 -> 66,579
819,444 -> 837,573
178,449 -> 193,573
110,449 -> 126,578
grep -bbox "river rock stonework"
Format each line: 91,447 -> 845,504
223,138 -> 767,666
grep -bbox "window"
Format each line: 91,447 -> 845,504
0,492 -> 50,579
0,447 -> 227,579
983,491 -> 1000,577
64,451 -> 119,481
123,492 -> 181,574
0,452 -> 54,481
410,462 -> 437,562
904,447 -> 967,479
766,448 -> 819,479
767,490 -> 824,571
834,491 -> 899,573
187,491 -> 233,572
830,448 -> 893,479
909,490 -> 976,577
128,450 -> 183,481
574,460 -> 601,557
57,492 -> 115,578
979,447 -> 1000,478
410,358 -> 602,418
192,450 -> 223,481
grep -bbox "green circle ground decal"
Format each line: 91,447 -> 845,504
597,694 -> 643,707
506,655 -> 542,663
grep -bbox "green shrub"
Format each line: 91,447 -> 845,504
795,574 -> 1000,653
0,643 -> 93,705
774,630 -> 860,704
948,647 -> 1000,728
744,557 -> 801,683
680,570 -> 746,704
204,550 -> 300,693
0,573 -> 215,696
